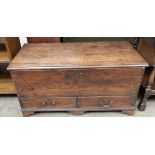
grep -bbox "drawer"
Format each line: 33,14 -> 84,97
12,68 -> 144,98
78,96 -> 135,108
20,97 -> 76,109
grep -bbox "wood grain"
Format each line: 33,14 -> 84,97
8,41 -> 147,116
11,68 -> 144,97
5,37 -> 21,60
20,97 -> 76,109
78,96 -> 135,108
8,41 -> 148,70
0,37 -> 21,94
0,74 -> 16,94
137,38 -> 155,111
0,52 -> 10,63
27,37 -> 60,43
137,38 -> 155,65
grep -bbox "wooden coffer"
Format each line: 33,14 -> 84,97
8,41 -> 148,116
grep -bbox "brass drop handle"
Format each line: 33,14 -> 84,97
42,101 -> 56,105
97,100 -> 112,107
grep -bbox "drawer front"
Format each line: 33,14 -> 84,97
12,68 -> 144,98
78,96 -> 135,108
20,97 -> 76,109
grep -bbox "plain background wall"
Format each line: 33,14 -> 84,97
19,37 -> 27,46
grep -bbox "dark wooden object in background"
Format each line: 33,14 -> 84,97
0,37 -> 21,94
8,41 -> 148,116
129,37 -> 139,49
27,37 -> 61,43
62,37 -> 129,42
137,38 -> 155,111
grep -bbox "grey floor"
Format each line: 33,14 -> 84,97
0,95 -> 155,117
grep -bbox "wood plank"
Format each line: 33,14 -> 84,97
0,51 -> 10,63
21,107 -> 135,112
78,96 -> 135,108
137,38 -> 155,65
20,97 -> 76,109
8,41 -> 148,70
0,74 -> 16,94
11,68 -> 144,97
27,37 -> 61,43
5,37 -> 21,60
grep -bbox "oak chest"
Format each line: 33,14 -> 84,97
8,41 -> 148,116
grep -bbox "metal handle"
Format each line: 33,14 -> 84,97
97,100 -> 112,107
42,101 -> 56,105
65,72 -> 83,78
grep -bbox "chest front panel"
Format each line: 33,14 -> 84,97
12,67 -> 144,98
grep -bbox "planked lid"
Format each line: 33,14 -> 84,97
8,41 -> 148,70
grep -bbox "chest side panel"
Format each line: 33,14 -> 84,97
11,67 -> 144,98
